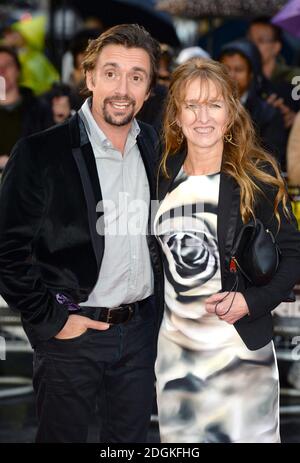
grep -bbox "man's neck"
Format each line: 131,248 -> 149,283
0,87 -> 20,107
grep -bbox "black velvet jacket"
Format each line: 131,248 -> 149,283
158,150 -> 300,350
0,114 -> 164,347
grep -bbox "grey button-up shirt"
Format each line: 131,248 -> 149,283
79,98 -> 154,307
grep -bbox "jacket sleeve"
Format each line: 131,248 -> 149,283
242,183 -> 300,321
0,138 -> 69,343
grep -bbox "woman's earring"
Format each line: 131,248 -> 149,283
224,132 -> 233,143
177,129 -> 184,145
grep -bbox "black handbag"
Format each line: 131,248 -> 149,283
229,218 -> 295,301
230,218 -> 279,286
214,219 -> 295,317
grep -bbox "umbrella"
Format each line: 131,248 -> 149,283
156,0 -> 288,18
272,0 -> 300,37
71,0 -> 180,46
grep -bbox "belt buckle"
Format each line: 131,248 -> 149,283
106,305 -> 134,324
106,307 -> 116,324
125,305 -> 134,322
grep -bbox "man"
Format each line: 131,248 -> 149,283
248,18 -> 300,129
0,24 -> 163,443
0,45 -> 52,171
219,39 -> 287,168
42,83 -> 76,125
248,18 -> 300,85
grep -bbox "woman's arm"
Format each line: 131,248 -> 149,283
242,189 -> 300,321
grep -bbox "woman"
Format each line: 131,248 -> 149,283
154,58 -> 300,443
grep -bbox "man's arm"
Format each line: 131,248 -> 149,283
0,138 -> 69,344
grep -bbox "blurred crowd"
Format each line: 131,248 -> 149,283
1,14 -> 300,201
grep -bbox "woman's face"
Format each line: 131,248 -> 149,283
177,78 -> 228,152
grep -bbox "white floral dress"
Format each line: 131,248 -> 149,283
154,168 -> 280,443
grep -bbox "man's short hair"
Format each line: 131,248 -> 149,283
81,23 -> 161,93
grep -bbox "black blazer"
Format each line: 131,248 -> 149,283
0,114 -> 164,347
158,149 -> 300,350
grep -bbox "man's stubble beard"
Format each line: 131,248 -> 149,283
102,96 -> 136,127
103,107 -> 135,126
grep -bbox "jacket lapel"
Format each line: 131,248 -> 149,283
68,114 -> 104,272
137,131 -> 156,199
158,149 -> 187,201
217,172 -> 241,283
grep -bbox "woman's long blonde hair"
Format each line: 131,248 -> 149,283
160,57 -> 289,226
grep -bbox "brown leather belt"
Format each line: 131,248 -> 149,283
81,296 -> 152,325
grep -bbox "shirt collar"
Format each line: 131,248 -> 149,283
79,97 -> 141,153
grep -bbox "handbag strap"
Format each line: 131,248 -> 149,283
214,274 -> 239,317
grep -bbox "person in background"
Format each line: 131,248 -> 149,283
1,15 -> 59,96
0,45 -> 52,171
248,17 -> 300,86
157,44 -> 174,88
154,57 -> 300,443
42,83 -> 76,125
64,28 -> 103,110
137,43 -> 174,132
219,39 -> 287,169
248,17 -> 300,129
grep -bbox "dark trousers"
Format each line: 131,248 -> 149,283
33,297 -> 156,443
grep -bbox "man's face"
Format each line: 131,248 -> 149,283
0,52 -> 19,95
248,24 -> 281,65
52,96 -> 71,124
86,44 -> 151,128
158,57 -> 171,87
220,53 -> 252,97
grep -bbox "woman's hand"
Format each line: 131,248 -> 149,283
205,292 -> 250,324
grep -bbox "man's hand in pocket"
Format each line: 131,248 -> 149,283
54,314 -> 110,340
